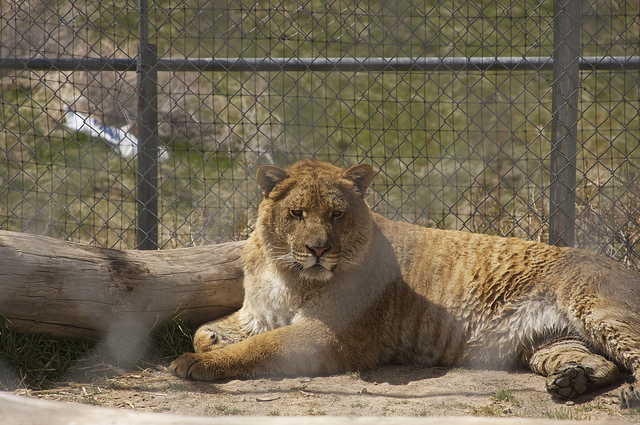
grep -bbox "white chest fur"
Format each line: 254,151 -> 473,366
240,272 -> 299,336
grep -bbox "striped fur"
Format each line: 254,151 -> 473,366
170,160 -> 640,406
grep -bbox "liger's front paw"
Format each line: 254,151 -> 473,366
169,352 -> 232,381
169,353 -> 201,379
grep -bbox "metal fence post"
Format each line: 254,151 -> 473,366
136,0 -> 159,250
549,0 -> 581,247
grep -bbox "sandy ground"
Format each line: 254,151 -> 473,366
11,365 -> 640,422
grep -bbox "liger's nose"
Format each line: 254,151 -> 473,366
307,245 -> 330,258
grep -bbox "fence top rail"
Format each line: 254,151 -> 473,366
1,55 -> 638,72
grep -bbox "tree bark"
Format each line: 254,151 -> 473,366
0,230 -> 245,340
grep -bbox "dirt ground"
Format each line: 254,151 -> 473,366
11,365 -> 640,422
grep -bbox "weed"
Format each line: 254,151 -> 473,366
413,408 -> 429,417
491,389 -> 520,406
215,404 -> 244,415
576,402 -> 615,415
543,408 -> 585,420
79,397 -> 101,406
471,405 -> 500,417
149,314 -> 195,361
346,370 -> 361,379
434,402 -> 474,411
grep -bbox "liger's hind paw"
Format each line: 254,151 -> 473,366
620,384 -> 640,409
546,361 -> 588,399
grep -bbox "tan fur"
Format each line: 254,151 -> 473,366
170,159 -> 640,406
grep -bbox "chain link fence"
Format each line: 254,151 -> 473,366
1,0 -> 639,269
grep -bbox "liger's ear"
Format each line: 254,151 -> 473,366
257,165 -> 289,196
342,163 -> 374,197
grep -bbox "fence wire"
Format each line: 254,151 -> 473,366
1,0 -> 639,269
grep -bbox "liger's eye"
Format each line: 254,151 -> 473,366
290,209 -> 303,218
332,210 -> 345,219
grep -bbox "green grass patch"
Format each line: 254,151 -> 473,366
491,389 -> 520,406
0,313 -> 195,390
543,408 -> 585,421
0,314 -> 93,389
471,405 -> 500,417
306,408 -> 327,416
149,315 -> 196,360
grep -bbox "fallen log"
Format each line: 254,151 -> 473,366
0,230 -> 245,340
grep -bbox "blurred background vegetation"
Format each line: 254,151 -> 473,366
1,0 -> 638,262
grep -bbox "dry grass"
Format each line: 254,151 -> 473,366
0,313 -> 194,391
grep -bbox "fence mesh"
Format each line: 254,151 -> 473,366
1,0 -> 639,269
